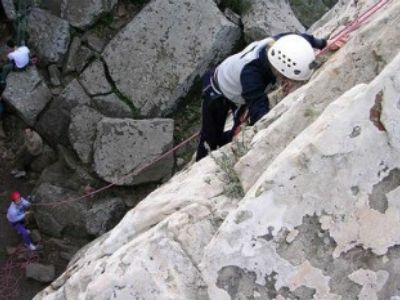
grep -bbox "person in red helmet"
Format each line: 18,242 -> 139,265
6,191 -> 38,250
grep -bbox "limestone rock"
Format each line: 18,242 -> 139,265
48,65 -> 61,86
242,0 -> 304,43
26,263 -> 55,283
2,67 -> 52,126
36,79 -> 90,146
202,52 -> 400,300
61,0 -> 118,29
93,118 -> 174,185
79,60 -> 112,96
85,197 -> 126,236
91,94 -> 132,118
236,0 -> 400,191
102,0 -> 241,117
69,105 -> 103,164
27,8 -> 70,65
63,36 -> 81,74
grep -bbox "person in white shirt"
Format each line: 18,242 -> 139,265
0,40 -> 30,92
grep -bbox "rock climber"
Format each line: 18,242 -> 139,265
0,39 -> 30,94
6,191 -> 39,251
11,127 -> 43,178
195,33 -> 327,161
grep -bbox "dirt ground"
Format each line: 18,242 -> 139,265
0,137 -> 69,300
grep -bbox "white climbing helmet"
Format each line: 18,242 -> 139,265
267,34 -> 316,81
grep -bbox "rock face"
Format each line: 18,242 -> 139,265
26,264 -> 56,283
61,0 -> 118,29
79,60 -> 112,96
102,0 -> 241,117
34,1 -> 400,300
34,183 -> 88,238
1,0 -> 16,20
85,197 -> 126,236
91,94 -> 133,118
93,118 -> 174,185
69,105 -> 103,164
36,79 -> 91,145
2,67 -> 52,126
27,8 -> 70,65
242,0 -> 304,42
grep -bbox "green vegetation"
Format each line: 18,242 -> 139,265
211,151 -> 244,199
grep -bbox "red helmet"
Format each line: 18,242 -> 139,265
10,191 -> 21,202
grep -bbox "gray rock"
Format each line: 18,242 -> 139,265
61,0 -> 118,29
289,0 -> 336,28
36,79 -> 90,145
63,36 -> 81,74
1,0 -> 16,20
69,105 -> 103,164
102,0 -> 241,117
26,263 -> 55,283
84,33 -> 107,53
79,60 -> 112,96
224,8 -> 241,26
91,94 -> 132,118
48,65 -> 61,86
242,0 -> 304,42
27,8 -> 70,65
40,0 -> 62,16
2,67 -> 52,126
93,118 -> 174,185
33,182 -> 88,238
75,46 -> 94,74
85,197 -> 126,236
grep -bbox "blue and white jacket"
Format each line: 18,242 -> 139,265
214,33 -> 326,125
7,197 -> 31,224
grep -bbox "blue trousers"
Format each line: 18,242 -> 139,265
11,220 -> 32,246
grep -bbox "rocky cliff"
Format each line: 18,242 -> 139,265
31,0 -> 400,299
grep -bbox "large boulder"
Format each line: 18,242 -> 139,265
61,0 -> 118,30
27,8 -> 70,65
36,79 -> 91,146
93,118 -> 174,185
85,197 -> 126,236
69,105 -> 103,164
2,67 -> 52,126
242,0 -> 304,42
102,0 -> 241,117
33,182 -> 88,238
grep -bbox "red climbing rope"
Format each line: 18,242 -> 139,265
31,0 -> 393,209
318,0 -> 392,56
32,132 -> 200,208
0,246 -> 39,300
